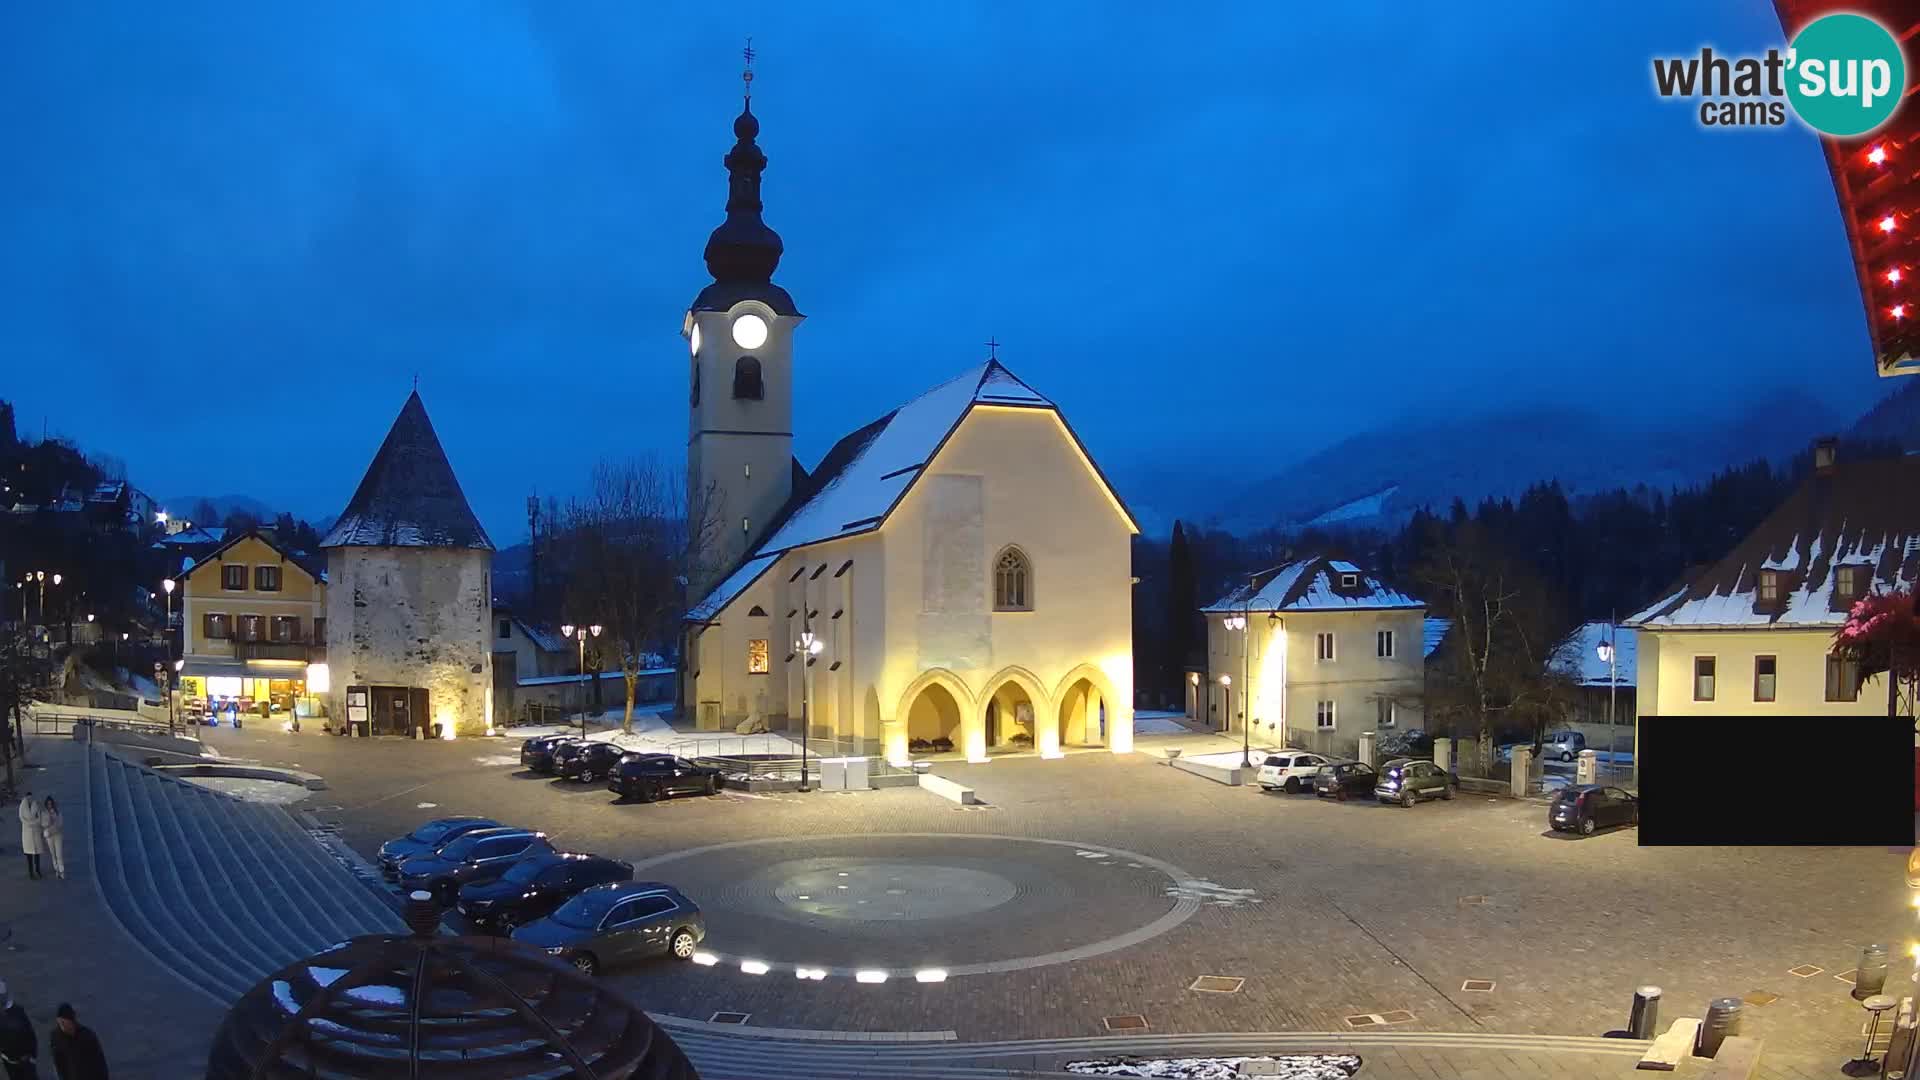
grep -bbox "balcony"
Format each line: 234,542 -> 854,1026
237,641 -> 324,662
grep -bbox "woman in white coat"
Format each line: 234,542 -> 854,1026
41,796 -> 64,880
17,792 -> 43,880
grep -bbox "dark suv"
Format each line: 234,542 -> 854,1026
376,817 -> 501,881
558,742 -> 625,784
609,754 -> 724,802
456,852 -> 635,933
521,735 -> 584,775
399,827 -> 553,902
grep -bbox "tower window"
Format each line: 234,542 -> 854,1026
733,356 -> 764,400
993,546 -> 1033,611
690,362 -> 700,407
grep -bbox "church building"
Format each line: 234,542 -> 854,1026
681,88 -> 1138,766
322,391 -> 495,738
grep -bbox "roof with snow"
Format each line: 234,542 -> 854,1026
514,619 -> 572,654
176,528 -> 324,589
321,392 -> 493,550
156,525 -> 226,548
1625,455 -> 1920,630
1423,617 -> 1452,658
687,360 -> 1135,622
1551,622 -> 1636,687
1201,556 -> 1425,614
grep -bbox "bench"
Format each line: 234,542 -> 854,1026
1170,756 -> 1245,786
918,773 -> 976,805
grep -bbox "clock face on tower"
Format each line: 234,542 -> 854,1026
690,323 -> 702,356
731,313 -> 769,350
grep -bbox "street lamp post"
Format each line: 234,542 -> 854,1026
1596,615 -> 1619,783
162,578 -> 176,650
560,623 -> 602,739
795,628 -> 824,792
1224,612 -> 1250,766
173,659 -> 184,734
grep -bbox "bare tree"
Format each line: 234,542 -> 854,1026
0,628 -> 55,799
1416,521 -> 1574,766
555,458 -> 725,734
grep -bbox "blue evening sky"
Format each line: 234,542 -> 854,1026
0,2 -> 1884,542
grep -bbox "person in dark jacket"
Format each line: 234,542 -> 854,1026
49,1005 -> 105,1080
0,979 -> 38,1079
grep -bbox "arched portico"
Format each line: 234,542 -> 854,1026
979,666 -> 1053,757
1052,664 -> 1129,753
891,668 -> 981,764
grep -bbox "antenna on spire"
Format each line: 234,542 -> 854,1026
742,36 -> 756,102
985,336 -> 1001,361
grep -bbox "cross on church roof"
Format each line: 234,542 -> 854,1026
985,337 -> 1000,360
742,37 -> 755,98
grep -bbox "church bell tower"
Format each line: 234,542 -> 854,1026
686,47 -> 802,601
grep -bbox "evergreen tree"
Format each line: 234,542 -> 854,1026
1168,521 -> 1197,674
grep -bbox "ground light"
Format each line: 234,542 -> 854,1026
855,970 -> 887,984
914,969 -> 948,983
739,960 -> 769,975
692,952 -> 719,966
794,967 -> 827,981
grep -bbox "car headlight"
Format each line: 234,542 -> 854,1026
546,946 -> 566,955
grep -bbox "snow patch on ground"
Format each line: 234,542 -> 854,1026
1068,1055 -> 1361,1079
1166,879 -> 1262,907
1133,711 -> 1191,735
181,775 -> 311,805
416,802 -> 438,809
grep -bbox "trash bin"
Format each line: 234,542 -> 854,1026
1858,943 -> 1892,999
1629,986 -> 1661,1039
1696,997 -> 1741,1057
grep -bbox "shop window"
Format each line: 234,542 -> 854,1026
255,565 -> 281,592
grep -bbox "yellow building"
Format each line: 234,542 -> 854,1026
1200,558 -> 1428,759
174,529 -> 329,721
1624,442 -> 1912,719
680,95 -> 1137,765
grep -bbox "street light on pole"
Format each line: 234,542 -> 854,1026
1596,615 -> 1619,783
1223,612 -> 1250,767
560,623 -> 602,739
795,628 -> 824,792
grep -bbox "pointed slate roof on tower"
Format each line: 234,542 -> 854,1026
321,391 -> 494,550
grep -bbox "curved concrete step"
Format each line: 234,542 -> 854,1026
213,785 -> 399,937
175,783 -> 344,955
92,753 -> 249,1003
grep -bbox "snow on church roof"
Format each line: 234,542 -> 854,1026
322,391 -> 493,550
687,360 -> 1133,622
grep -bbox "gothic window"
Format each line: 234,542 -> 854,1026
733,355 -> 764,400
747,639 -> 769,674
993,546 -> 1033,611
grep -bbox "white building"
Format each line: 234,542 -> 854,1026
1198,557 -> 1427,759
680,94 -> 1138,765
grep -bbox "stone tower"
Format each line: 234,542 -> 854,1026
685,90 -> 803,603
321,391 -> 495,738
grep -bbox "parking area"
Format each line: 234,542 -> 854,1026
204,724 -> 1907,1061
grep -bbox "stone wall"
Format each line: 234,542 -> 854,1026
325,546 -> 493,736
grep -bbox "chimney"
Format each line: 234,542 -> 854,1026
1812,436 -> 1838,475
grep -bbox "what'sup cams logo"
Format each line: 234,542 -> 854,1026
1653,12 -> 1906,136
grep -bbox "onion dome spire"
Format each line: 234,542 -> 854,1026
703,38 -> 784,286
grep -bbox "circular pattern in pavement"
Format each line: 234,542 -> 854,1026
630,833 -> 1200,978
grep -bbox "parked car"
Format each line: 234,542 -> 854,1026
456,851 -> 635,933
608,754 -> 725,802
1375,757 -> 1454,806
377,817 -> 502,881
510,882 -> 706,975
1539,730 -> 1587,762
521,735 -> 585,775
1257,751 -> 1333,793
557,742 -> 626,783
1547,785 -> 1638,834
399,827 -> 553,902
1312,760 -> 1377,801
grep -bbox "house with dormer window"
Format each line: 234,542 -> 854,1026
1198,557 -> 1427,759
1624,438 -> 1915,717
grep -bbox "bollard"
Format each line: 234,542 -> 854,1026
404,890 -> 441,937
1695,997 -> 1741,1057
1858,943 -> 1891,999
1629,986 -> 1662,1040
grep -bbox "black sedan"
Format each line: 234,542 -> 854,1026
1548,784 -> 1638,835
1312,761 -> 1378,801
608,754 -> 724,802
511,882 -> 705,976
456,852 -> 634,933
521,735 -> 585,775
557,741 -> 626,783
376,817 -> 502,881
398,827 -> 552,902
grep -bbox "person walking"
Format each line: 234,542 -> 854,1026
17,795 -> 42,881
38,800 -> 62,881
0,980 -> 39,1080
48,1005 -> 105,1080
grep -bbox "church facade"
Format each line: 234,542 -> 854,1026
680,94 -> 1137,765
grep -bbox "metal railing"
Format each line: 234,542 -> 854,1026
31,710 -> 187,738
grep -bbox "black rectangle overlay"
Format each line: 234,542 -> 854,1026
1638,715 -> 1913,845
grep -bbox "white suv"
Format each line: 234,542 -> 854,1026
1257,751 -> 1331,793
